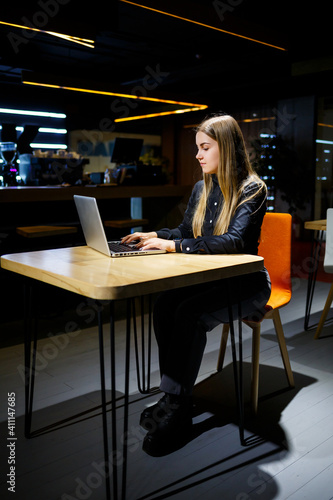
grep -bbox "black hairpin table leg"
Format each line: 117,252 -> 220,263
97,305 -> 112,500
23,279 -> 39,439
132,295 -> 159,395
227,278 -> 244,445
305,229 -> 325,330
97,299 -> 132,500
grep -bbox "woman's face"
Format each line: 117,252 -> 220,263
195,131 -> 219,175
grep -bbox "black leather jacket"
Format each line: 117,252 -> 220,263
156,175 -> 267,255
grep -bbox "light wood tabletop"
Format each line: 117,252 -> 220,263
1,246 -> 264,301
304,219 -> 327,231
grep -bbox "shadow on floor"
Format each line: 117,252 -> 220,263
0,362 -> 316,500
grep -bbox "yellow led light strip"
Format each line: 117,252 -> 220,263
120,0 -> 287,51
22,80 -> 206,107
240,116 -> 275,123
22,80 -> 208,121
115,107 -> 205,122
318,123 -> 333,128
183,116 -> 275,128
0,20 -> 94,48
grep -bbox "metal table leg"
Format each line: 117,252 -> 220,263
97,305 -> 112,500
23,279 -> 38,439
22,282 -> 133,500
132,295 -> 159,395
97,299 -> 132,500
304,229 -> 324,330
227,278 -> 244,445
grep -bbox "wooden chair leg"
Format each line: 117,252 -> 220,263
272,309 -> 295,387
250,325 -> 261,414
218,309 -> 295,414
217,323 -> 230,371
314,283 -> 333,339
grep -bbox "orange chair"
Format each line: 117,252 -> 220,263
217,212 -> 295,413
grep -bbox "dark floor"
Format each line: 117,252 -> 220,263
0,277 -> 333,500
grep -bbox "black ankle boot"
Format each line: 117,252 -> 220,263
141,394 -> 192,456
140,393 -> 189,431
140,394 -> 172,431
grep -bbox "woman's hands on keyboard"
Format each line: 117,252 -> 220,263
121,232 -> 176,252
121,231 -> 157,245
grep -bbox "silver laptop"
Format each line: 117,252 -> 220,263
74,195 -> 166,257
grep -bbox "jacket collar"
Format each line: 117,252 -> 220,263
211,174 -> 219,186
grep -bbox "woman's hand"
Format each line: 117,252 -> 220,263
121,231 -> 157,245
121,232 -> 175,252
139,237 -> 176,253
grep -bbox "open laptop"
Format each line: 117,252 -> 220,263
74,195 -> 166,257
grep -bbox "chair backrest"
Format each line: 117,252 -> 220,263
324,208 -> 333,274
258,212 -> 292,309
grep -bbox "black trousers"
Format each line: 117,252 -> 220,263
153,269 -> 271,396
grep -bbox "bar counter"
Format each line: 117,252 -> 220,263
0,184 -> 191,203
0,184 -> 192,256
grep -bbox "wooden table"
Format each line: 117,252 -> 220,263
1,246 -> 264,500
304,219 -> 327,330
304,219 -> 327,232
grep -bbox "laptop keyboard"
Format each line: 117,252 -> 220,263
108,241 -> 141,253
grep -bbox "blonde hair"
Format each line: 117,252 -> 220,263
192,114 -> 266,237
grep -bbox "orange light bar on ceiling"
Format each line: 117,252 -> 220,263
115,107 -> 206,122
120,0 -> 287,51
22,80 -> 208,121
183,116 -> 275,129
240,116 -> 275,123
0,20 -> 94,48
318,123 -> 333,128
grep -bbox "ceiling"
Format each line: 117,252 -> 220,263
0,0 -> 332,131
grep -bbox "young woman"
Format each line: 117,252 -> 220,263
122,114 -> 271,456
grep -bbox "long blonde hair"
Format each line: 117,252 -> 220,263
192,114 -> 266,237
